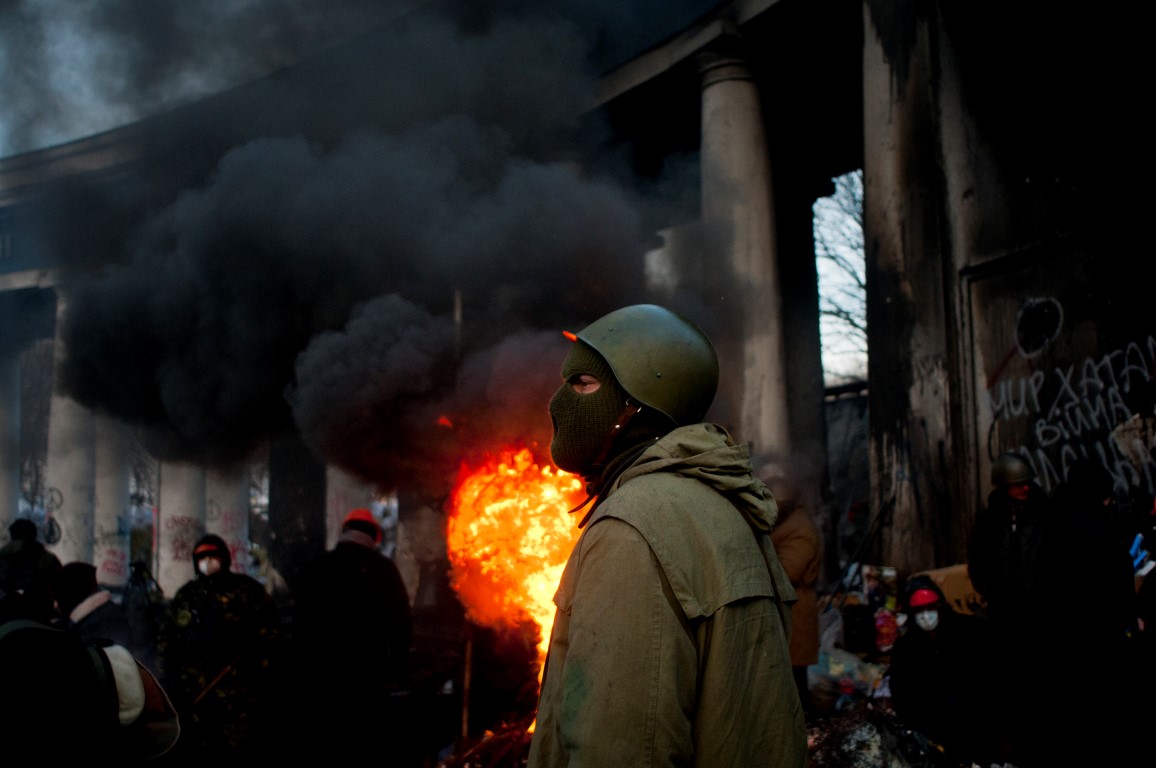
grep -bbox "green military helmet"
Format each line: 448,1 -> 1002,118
991,452 -> 1035,487
572,304 -> 718,426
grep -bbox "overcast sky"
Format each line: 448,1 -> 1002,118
0,1 -> 424,157
0,0 -> 714,158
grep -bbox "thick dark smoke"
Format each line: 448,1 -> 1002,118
8,1 -> 716,491
0,0 -> 717,156
290,301 -> 568,496
0,1 -> 415,155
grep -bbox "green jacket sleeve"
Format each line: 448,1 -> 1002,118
552,517 -> 698,766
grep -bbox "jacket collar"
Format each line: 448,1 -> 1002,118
598,423 -> 779,532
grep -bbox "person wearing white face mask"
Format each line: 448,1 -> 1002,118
887,576 -> 999,767
910,590 -> 940,632
157,533 -> 282,761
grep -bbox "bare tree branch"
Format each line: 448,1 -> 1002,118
813,170 -> 866,383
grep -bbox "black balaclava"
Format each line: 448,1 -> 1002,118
192,533 -> 231,577
549,340 -> 673,481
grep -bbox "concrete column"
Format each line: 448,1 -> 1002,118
933,11 -> 1017,555
0,354 -> 21,538
697,41 -> 790,457
44,294 -> 96,564
206,464 -> 251,573
156,461 -> 206,598
394,503 -> 446,610
93,415 -> 132,589
267,429 -> 326,593
325,465 -> 374,549
863,5 -> 948,574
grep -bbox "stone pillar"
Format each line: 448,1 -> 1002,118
93,415 -> 132,589
395,503 -> 448,610
268,429 -> 327,594
863,6 -> 949,574
206,464 -> 251,573
44,295 -> 96,564
0,354 -> 20,538
325,465 -> 374,549
933,11 -> 1015,556
697,39 -> 790,457
156,461 -> 206,598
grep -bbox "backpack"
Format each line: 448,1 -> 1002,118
0,617 -> 179,759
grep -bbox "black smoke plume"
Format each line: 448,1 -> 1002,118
7,2 -> 714,491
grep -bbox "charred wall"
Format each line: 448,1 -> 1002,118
864,0 -> 1154,575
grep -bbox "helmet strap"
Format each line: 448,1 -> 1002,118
590,399 -> 643,472
575,439 -> 654,529
564,399 -> 645,527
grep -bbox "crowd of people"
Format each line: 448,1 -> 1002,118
852,451 -> 1151,767
2,303 -> 1154,768
962,451 -> 1149,767
0,508 -> 414,765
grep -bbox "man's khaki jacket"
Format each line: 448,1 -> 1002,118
528,423 -> 807,768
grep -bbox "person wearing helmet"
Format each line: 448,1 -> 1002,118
887,576 -> 998,766
527,304 -> 807,768
967,452 -> 1054,627
157,532 -> 281,760
966,452 -> 1057,767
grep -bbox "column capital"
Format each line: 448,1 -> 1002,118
695,37 -> 754,88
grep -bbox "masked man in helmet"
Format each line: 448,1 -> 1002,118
966,452 -> 1057,767
527,304 -> 807,768
968,452 -> 1055,634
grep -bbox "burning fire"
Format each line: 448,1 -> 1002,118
446,447 -> 586,669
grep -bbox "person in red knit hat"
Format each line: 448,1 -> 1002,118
887,576 -> 998,766
287,508 -> 414,762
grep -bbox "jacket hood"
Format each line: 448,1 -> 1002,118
609,423 -> 779,531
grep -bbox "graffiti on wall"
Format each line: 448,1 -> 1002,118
987,303 -> 1156,496
100,546 -> 128,580
164,514 -> 203,563
95,514 -> 131,580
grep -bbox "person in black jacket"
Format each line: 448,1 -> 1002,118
0,614 -> 180,761
288,508 -> 413,760
0,517 -> 62,623
158,533 -> 281,760
1047,458 -> 1143,765
887,576 -> 998,766
967,452 -> 1057,767
968,453 -> 1055,634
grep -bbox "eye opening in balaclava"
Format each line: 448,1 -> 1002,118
549,341 -> 675,480
549,341 -> 626,478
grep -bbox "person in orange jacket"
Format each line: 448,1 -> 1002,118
763,461 -> 822,720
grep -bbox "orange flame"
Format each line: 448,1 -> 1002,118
446,447 -> 586,670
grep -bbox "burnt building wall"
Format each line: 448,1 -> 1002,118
863,1 -> 1153,575
1,0 -> 1146,591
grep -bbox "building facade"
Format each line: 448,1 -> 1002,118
1,0 -> 1149,590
